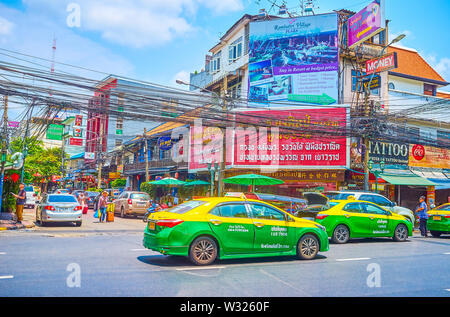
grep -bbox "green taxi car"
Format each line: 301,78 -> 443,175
315,199 -> 413,244
427,203 -> 450,237
143,197 -> 329,265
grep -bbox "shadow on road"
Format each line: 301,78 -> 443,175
137,254 -> 327,268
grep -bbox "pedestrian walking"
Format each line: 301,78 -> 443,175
78,193 -> 88,214
416,195 -> 429,237
11,184 -> 26,224
98,191 -> 109,223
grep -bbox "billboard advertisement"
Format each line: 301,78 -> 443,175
348,0 -> 385,48
248,13 -> 339,107
409,145 -> 450,169
189,125 -> 225,172
232,107 -> 349,169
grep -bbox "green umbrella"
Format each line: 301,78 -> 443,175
183,180 -> 210,186
223,174 -> 284,189
149,177 -> 186,186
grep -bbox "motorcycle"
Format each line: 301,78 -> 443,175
142,205 -> 160,222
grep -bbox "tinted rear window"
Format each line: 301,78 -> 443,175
131,193 -> 150,200
167,200 -> 206,214
48,195 -> 77,203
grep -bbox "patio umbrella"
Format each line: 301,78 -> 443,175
223,173 -> 284,191
149,177 -> 186,186
183,180 -> 210,186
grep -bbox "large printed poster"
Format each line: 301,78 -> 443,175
248,13 -> 339,107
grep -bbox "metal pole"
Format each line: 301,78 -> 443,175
144,128 -> 149,182
97,119 -> 103,189
0,95 -> 9,214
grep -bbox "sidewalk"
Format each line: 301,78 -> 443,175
0,210 -> 35,231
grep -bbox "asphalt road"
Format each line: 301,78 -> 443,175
0,210 -> 449,297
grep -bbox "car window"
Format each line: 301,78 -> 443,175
211,204 -> 249,218
435,205 -> 450,212
363,203 -> 389,215
343,202 -> 364,213
48,195 -> 77,203
130,193 -> 150,200
334,193 -> 354,200
164,200 -> 205,214
249,204 -> 286,221
359,194 -> 391,207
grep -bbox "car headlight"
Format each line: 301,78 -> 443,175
316,224 -> 326,232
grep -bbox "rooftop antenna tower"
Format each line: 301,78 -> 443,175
300,0 -> 318,16
49,36 -> 56,97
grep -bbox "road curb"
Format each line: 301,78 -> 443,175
0,221 -> 35,231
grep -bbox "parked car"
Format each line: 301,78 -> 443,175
324,191 -> 415,223
54,189 -> 70,195
35,194 -> 83,226
72,190 -> 86,199
85,191 -> 100,209
24,185 -> 36,209
224,192 -> 329,221
114,191 -> 151,218
143,197 -> 329,265
427,203 -> 450,238
315,198 -> 413,244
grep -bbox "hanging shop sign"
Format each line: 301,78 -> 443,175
232,107 -> 349,169
226,170 -> 345,182
158,136 -> 173,151
73,127 -> 82,137
69,138 -> 83,146
84,152 -> 95,160
74,115 -> 83,126
409,145 -> 450,169
365,52 -> 398,75
109,172 -> 120,179
369,140 -> 409,165
189,126 -> 225,172
8,121 -> 19,128
362,74 -> 381,90
46,124 -> 64,141
348,0 -> 385,49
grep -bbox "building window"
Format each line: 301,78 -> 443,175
437,130 -> 450,147
115,139 -> 123,147
228,37 -> 243,64
116,118 -> 123,130
388,82 -> 395,90
211,51 -> 221,73
424,83 -> 436,96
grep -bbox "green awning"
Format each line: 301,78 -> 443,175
380,174 -> 436,186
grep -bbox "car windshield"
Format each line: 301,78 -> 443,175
167,200 -> 206,214
330,193 -> 354,200
435,205 -> 450,211
48,195 -> 77,203
131,193 -> 150,200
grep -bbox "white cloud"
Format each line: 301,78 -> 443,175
0,16 -> 14,35
21,0 -> 245,48
172,70 -> 191,87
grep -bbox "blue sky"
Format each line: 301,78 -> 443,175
0,0 -> 449,118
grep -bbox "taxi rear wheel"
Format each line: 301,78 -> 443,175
296,234 -> 319,260
430,231 -> 442,238
393,224 -> 408,242
189,236 -> 218,266
332,225 -> 350,244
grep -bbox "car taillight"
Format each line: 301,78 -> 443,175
156,219 -> 184,228
33,193 -> 36,197
44,206 -> 55,211
316,214 -> 328,220
445,215 -> 450,219
74,206 -> 82,211
128,199 -> 133,205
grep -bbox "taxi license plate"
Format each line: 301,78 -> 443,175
149,222 -> 156,230
433,216 -> 441,221
137,202 -> 147,206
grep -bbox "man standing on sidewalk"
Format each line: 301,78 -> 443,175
416,195 -> 429,237
12,184 -> 26,224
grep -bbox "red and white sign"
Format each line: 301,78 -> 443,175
411,144 -> 425,161
69,138 -> 83,146
232,107 -> 349,169
366,52 -> 397,75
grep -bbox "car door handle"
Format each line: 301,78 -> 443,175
344,214 -> 351,218
210,219 -> 222,226
369,216 -> 375,220
254,222 -> 265,228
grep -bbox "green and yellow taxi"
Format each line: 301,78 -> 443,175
143,197 -> 329,265
427,203 -> 450,238
315,199 -> 413,244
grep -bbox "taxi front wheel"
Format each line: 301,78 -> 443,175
297,234 -> 319,260
189,236 -> 218,265
393,224 -> 408,242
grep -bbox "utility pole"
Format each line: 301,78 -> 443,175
0,95 -> 9,214
20,102 -> 34,184
97,120 -> 103,189
143,128 -> 149,182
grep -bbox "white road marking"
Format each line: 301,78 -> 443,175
131,249 -> 147,251
0,252 -> 6,255
443,252 -> 450,255
336,257 -> 371,262
0,275 -> 14,279
175,266 -> 226,271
